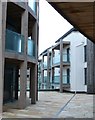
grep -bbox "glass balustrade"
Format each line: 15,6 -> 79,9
53,54 -> 70,65
43,62 -> 47,69
5,29 -> 24,53
63,53 -> 70,62
63,75 -> 70,84
38,64 -> 41,71
54,76 -> 60,84
54,75 -> 70,84
53,55 -> 60,65
27,39 -> 35,58
28,0 -> 36,14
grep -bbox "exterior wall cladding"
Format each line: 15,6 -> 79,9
38,28 -> 94,94
0,1 -> 39,114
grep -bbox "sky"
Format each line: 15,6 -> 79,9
39,0 -> 73,55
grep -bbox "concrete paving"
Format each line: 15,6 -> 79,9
2,91 -> 93,118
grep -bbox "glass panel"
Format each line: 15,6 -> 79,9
44,76 -> 47,83
63,53 -> 70,62
54,76 -> 60,84
5,29 -> 24,53
63,75 -> 70,84
28,0 -> 36,14
43,61 -> 47,69
54,75 -> 70,84
27,39 -> 35,57
49,58 -> 52,67
53,55 -> 60,65
38,72 -> 42,90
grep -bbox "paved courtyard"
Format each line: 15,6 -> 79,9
2,91 -> 93,118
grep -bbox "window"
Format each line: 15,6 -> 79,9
84,68 -> 87,85
67,68 -> 70,84
84,45 -> 87,62
67,48 -> 70,62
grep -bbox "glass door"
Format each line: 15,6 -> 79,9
4,65 -> 18,103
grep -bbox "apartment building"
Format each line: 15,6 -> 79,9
48,2 -> 94,94
0,0 -> 38,113
38,28 -> 87,93
38,48 -> 52,90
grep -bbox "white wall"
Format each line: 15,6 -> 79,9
62,31 -> 87,92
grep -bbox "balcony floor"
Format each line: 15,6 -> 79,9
2,91 -> 93,118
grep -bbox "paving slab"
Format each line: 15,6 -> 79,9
58,94 -> 93,118
2,92 -> 93,118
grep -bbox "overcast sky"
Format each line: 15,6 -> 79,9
39,0 -> 73,55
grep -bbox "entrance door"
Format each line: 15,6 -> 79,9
4,66 -> 18,103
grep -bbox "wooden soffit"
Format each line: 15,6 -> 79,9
48,2 -> 94,42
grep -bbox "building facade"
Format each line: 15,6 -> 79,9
38,28 -> 88,93
0,0 -> 38,114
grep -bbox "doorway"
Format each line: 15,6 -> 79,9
3,65 -> 18,103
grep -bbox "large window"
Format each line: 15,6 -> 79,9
84,68 -> 87,85
84,45 -> 87,62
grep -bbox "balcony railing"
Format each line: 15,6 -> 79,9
54,75 -> 70,84
5,29 -> 24,53
53,53 -> 70,65
54,76 -> 60,84
27,39 -> 35,58
38,75 -> 70,90
53,55 -> 60,65
63,75 -> 70,84
43,62 -> 47,69
63,53 -> 70,62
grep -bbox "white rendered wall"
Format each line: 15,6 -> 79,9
62,31 -> 87,92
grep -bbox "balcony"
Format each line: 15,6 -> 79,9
5,29 -> 24,53
54,75 -> 70,84
53,54 -> 70,66
27,39 -> 35,58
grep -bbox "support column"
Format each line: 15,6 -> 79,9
47,50 -> 50,89
19,10 -> 28,108
87,40 -> 95,93
30,64 -> 37,104
32,21 -> 38,101
60,40 -> 63,93
0,2 -> 7,114
51,49 -> 54,88
19,62 -> 27,108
